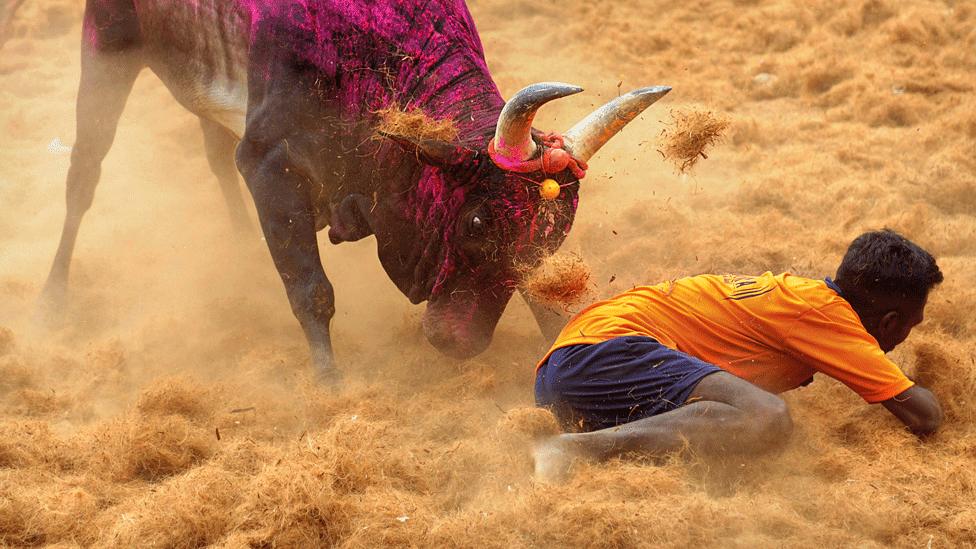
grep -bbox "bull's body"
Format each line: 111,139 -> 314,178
141,1 -> 499,136
45,0 -> 668,378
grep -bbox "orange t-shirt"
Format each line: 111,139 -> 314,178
540,273 -> 913,403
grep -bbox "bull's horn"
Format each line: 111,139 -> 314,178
493,82 -> 583,164
563,86 -> 671,162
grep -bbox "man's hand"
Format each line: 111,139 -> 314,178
882,385 -> 943,437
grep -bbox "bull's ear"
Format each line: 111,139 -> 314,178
380,132 -> 478,168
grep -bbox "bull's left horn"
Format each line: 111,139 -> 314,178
563,86 -> 671,162
493,82 -> 583,165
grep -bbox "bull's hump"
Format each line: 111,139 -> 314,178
136,0 -> 251,137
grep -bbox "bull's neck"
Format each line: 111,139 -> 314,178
393,44 -> 504,149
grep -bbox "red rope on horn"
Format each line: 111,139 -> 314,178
488,132 -> 588,179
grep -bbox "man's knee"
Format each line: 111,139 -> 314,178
691,372 -> 793,447
751,395 -> 793,446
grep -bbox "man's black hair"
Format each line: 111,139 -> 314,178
835,229 -> 943,310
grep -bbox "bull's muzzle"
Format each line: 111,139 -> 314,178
422,290 -> 509,359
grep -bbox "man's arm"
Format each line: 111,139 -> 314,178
881,385 -> 943,437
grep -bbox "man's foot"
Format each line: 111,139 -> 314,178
532,434 -> 588,483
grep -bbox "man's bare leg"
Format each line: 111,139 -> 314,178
534,372 -> 793,482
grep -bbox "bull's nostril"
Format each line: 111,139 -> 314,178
423,327 -> 453,349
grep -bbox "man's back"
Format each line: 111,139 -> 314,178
544,272 -> 912,401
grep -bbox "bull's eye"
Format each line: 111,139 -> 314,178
469,215 -> 485,235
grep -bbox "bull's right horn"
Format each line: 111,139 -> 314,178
563,86 -> 671,162
492,82 -> 583,167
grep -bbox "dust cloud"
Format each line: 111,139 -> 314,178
2,0 -> 975,547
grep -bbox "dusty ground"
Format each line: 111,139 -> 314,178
1,0 -> 975,547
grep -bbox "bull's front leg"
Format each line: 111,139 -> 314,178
520,287 -> 568,345
236,139 -> 339,382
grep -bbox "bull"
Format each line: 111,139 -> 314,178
41,0 -> 670,380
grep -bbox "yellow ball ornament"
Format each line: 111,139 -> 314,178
539,178 -> 561,200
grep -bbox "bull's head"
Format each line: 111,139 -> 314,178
375,83 -> 670,358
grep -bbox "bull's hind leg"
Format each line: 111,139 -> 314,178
40,44 -> 142,312
199,118 -> 253,232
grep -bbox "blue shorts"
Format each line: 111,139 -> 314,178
535,336 -> 722,432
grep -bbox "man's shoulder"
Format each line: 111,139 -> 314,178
737,273 -> 859,329
785,277 -> 864,331
777,273 -> 847,309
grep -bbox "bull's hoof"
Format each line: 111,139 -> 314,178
315,365 -> 343,386
33,283 -> 68,330
310,347 -> 342,386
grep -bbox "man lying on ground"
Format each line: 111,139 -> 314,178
532,229 -> 944,481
